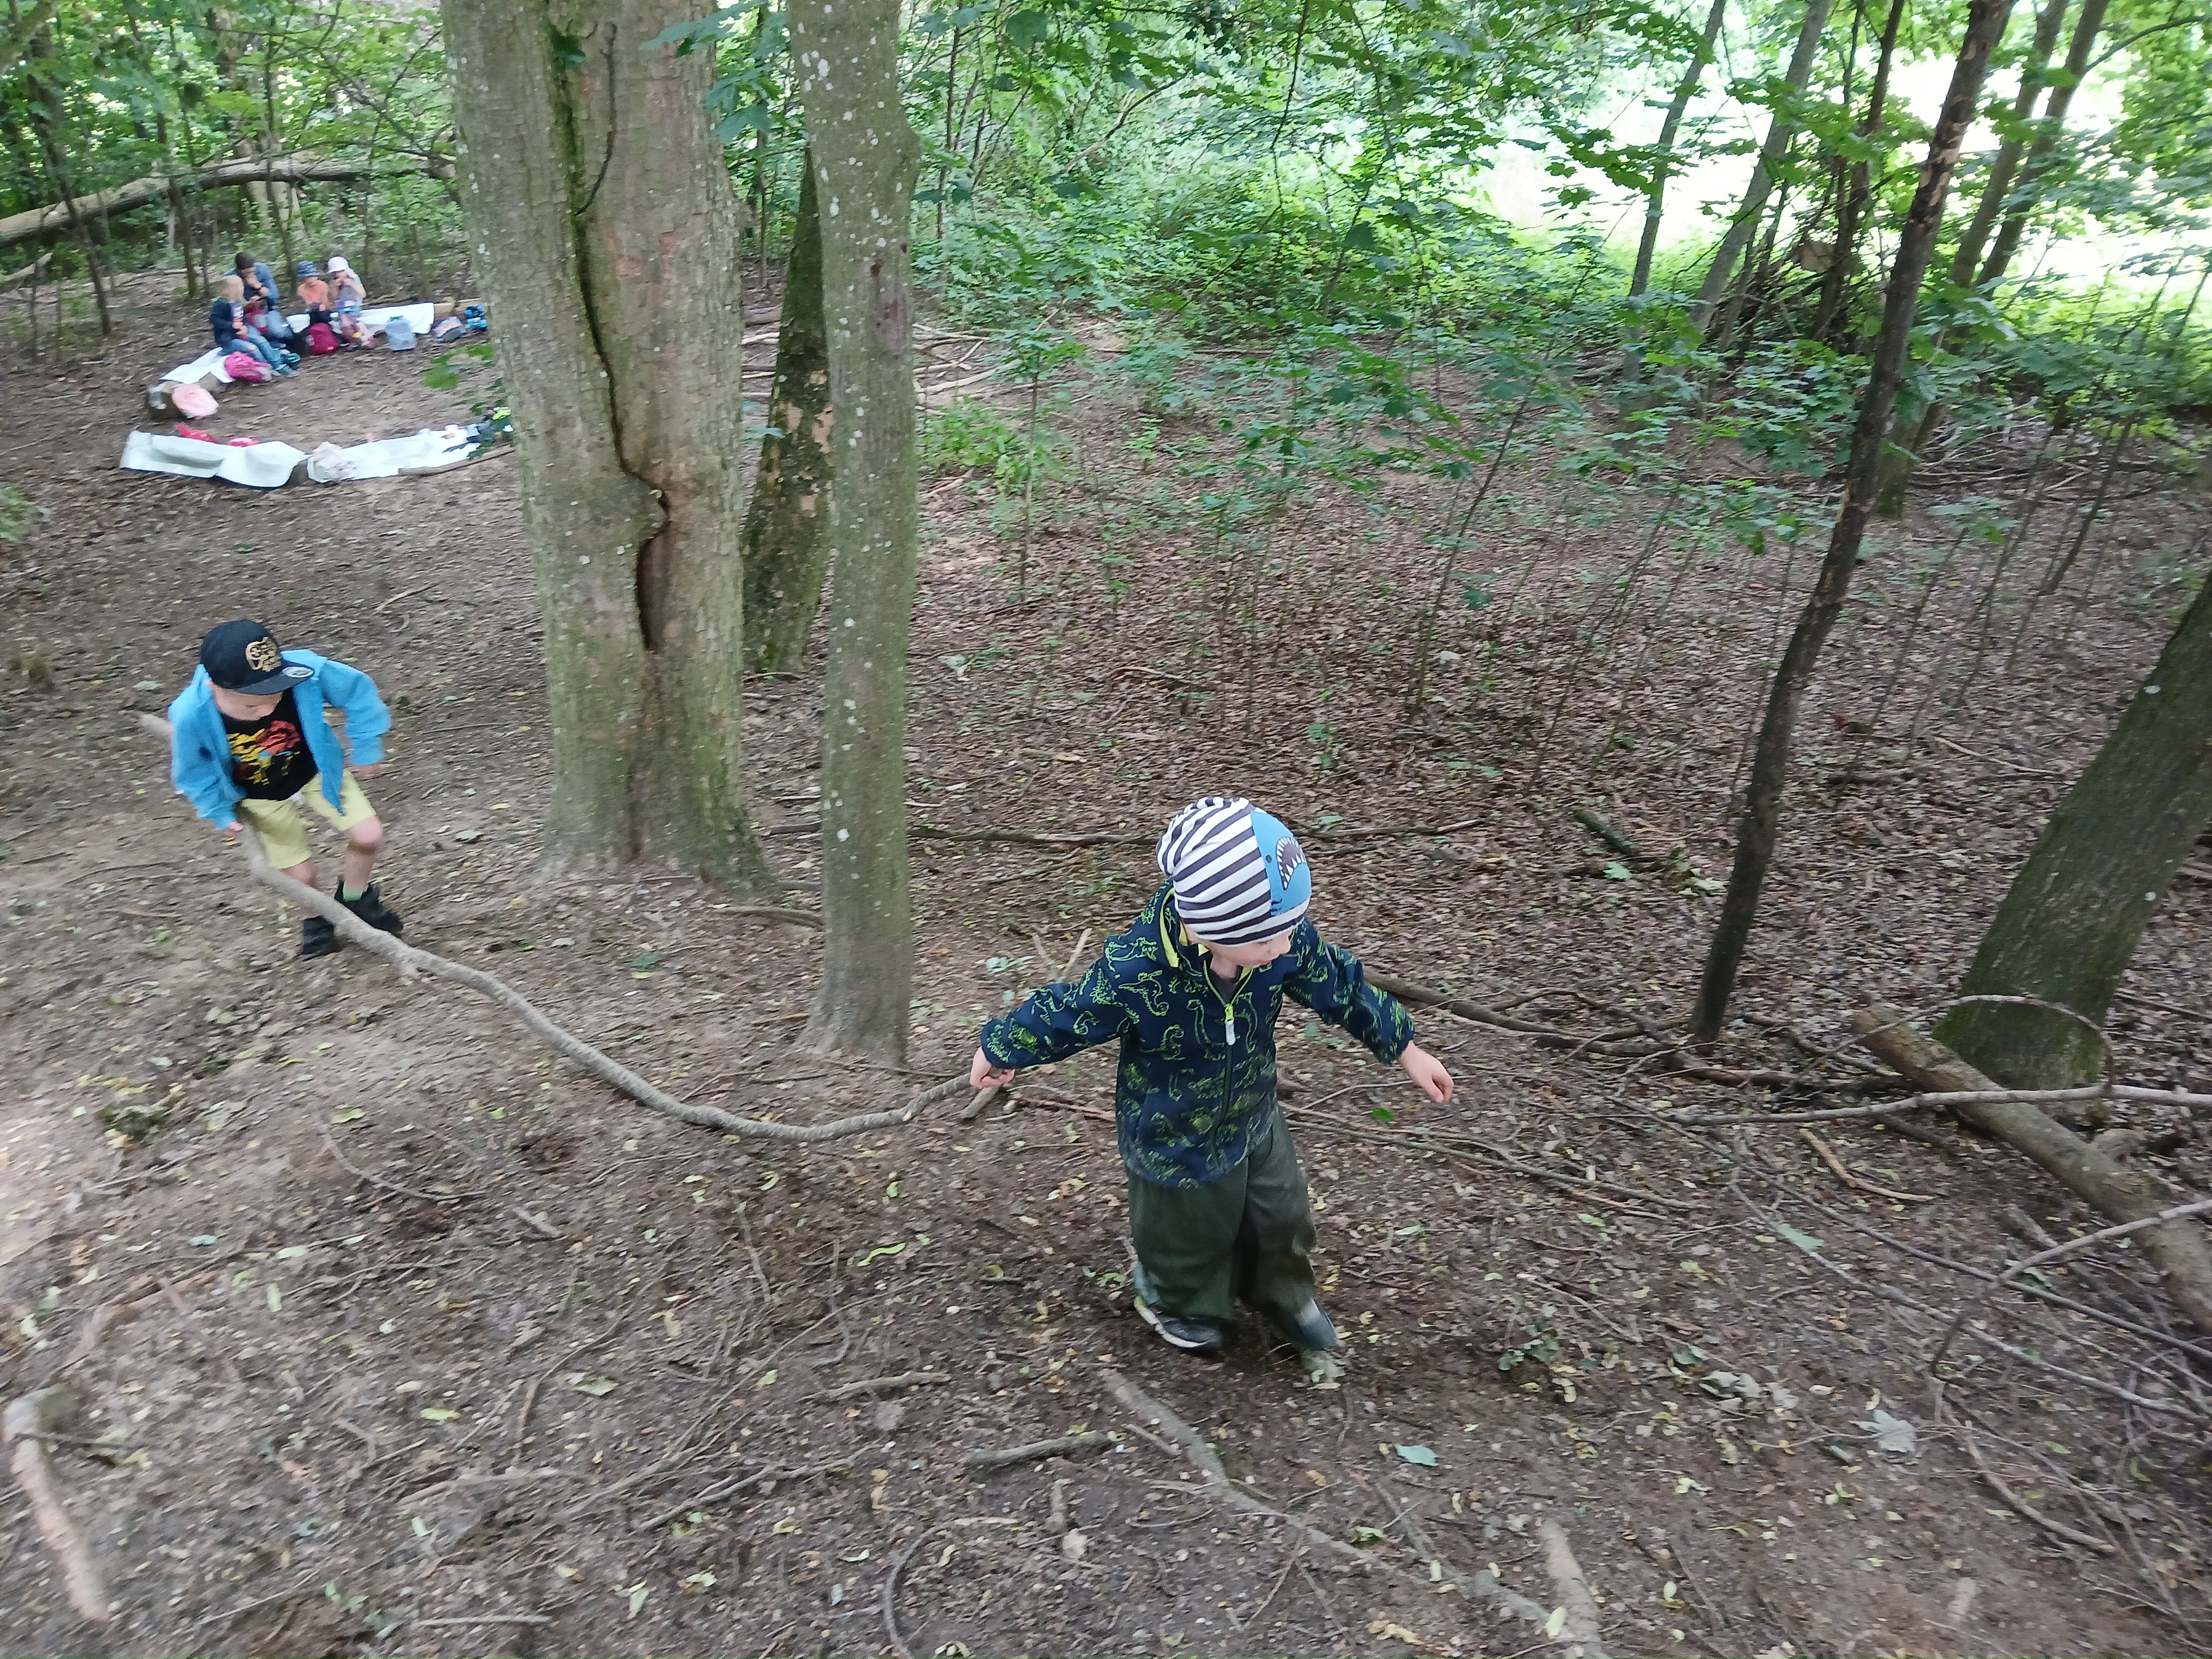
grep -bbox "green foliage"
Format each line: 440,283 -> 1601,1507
0,486 -> 47,544
921,396 -> 1065,491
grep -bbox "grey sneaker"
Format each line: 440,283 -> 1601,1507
1273,1298 -> 1339,1352
1135,1295 -> 1224,1354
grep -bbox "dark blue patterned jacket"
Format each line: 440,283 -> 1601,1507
978,885 -> 1415,1187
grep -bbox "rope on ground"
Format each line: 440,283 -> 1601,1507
136,713 -> 960,1146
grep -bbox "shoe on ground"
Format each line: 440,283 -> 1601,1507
300,915 -> 339,958
1135,1295 -> 1223,1355
338,882 -> 403,936
1273,1298 -> 1340,1352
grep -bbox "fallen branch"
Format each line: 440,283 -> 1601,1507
4,1387 -> 112,1625
1950,1409 -> 2114,1554
962,1431 -> 1115,1471
1800,1128 -> 1934,1204
3,249 -> 53,290
1,154 -> 455,249
1669,1080 -> 2212,1128
1854,1004 -> 2212,1337
1571,806 -> 1648,863
809,1371 -> 949,1403
1098,1367 -> 1551,1627
1536,1517 -> 1610,1659
138,710 -> 953,1144
882,1526 -> 946,1659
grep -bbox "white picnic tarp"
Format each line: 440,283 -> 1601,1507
160,304 -> 436,385
305,425 -> 473,482
120,430 -> 310,489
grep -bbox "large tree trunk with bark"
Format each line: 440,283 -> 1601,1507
1855,1004 -> 2212,1337
786,0 -> 923,1062
1692,0 -> 2016,1043
442,0 -> 770,889
1689,0 -> 1835,336
1932,573 -> 2212,1084
1628,0 -> 1729,300
742,152 -> 834,674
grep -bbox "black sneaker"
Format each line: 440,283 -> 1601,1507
1272,1298 -> 1340,1353
338,882 -> 403,936
300,915 -> 340,958
1135,1296 -> 1223,1355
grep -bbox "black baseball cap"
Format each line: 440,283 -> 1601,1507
200,618 -> 311,694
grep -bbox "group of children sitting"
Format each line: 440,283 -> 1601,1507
207,250 -> 368,378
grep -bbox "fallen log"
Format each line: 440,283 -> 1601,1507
0,155 -> 454,250
1853,1002 -> 2212,1336
4,1387 -> 112,1625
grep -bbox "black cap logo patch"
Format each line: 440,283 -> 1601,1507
245,636 -> 281,671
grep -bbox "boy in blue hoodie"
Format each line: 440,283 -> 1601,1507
970,795 -> 1453,1358
168,619 -> 402,958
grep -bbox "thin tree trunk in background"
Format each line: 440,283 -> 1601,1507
1933,571 -> 2212,1085
1690,0 -> 1834,335
1629,0 -> 1728,298
442,0 -> 771,890
1693,0 -> 2016,1044
1975,0 -> 2108,290
1948,0 -> 2070,286
28,28 -> 111,339
742,151 -> 833,673
787,0 -> 924,1063
1811,0 -> 1905,343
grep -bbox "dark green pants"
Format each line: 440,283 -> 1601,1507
1127,1111 -> 1316,1326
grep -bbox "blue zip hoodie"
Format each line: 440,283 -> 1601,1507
167,649 -> 390,824
979,885 -> 1414,1187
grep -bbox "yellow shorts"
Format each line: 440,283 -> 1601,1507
235,773 -> 376,871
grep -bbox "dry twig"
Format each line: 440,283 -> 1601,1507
962,1431 -> 1116,1470
1800,1127 -> 1935,1203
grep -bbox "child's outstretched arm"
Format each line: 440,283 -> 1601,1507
971,954 -> 1132,1088
1282,926 -> 1454,1103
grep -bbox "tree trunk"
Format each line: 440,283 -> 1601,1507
442,0 -> 771,890
0,154 -> 455,250
1855,1004 -> 2212,1338
1689,0 -> 1835,336
1948,0 -> 2071,287
1932,572 -> 2212,1085
742,151 -> 834,674
1628,0 -> 1729,299
1811,0 -> 1906,343
1975,0 -> 2108,290
1692,0 -> 2016,1044
27,28 -> 111,339
786,0 -> 923,1063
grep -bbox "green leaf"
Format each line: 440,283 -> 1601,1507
420,1406 -> 460,1422
1396,1443 -> 1438,1467
1004,10 -> 1049,47
1545,1606 -> 1568,1638
1369,1105 -> 1397,1124
1602,861 -> 1632,882
1773,1220 -> 1825,1255
629,949 -> 662,970
572,1374 -> 616,1397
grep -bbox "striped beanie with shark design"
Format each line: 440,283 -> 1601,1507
1155,795 -> 1311,946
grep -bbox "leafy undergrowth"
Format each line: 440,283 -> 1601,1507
2,276 -> 2210,1658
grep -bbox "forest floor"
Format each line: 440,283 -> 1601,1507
3,272 -> 2212,1659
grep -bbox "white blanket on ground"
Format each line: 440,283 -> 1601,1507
120,430 -> 310,489
162,304 -> 437,384
305,425 -> 473,482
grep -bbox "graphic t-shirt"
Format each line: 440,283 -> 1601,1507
221,690 -> 316,800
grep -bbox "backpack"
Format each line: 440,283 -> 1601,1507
383,313 -> 417,351
463,304 -> 488,332
430,314 -> 466,343
223,351 -> 273,384
306,321 -> 339,356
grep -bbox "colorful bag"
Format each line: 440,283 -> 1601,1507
223,351 -> 273,384
306,321 -> 339,355
430,314 -> 466,343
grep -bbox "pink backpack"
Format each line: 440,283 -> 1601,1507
223,351 -> 273,384
305,321 -> 339,355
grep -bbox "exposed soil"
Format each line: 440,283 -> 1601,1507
3,271 -> 2211,1658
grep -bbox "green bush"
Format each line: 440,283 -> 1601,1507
919,397 -> 1065,491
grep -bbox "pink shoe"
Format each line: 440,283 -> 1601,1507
227,437 -> 258,447
175,424 -> 214,442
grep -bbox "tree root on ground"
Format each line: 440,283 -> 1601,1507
4,1387 -> 112,1625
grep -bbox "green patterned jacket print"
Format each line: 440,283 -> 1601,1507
977,885 -> 1416,1187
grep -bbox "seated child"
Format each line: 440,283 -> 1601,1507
168,619 -> 404,959
208,275 -> 291,375
970,795 -> 1453,1356
327,255 -> 368,343
295,260 -> 332,317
